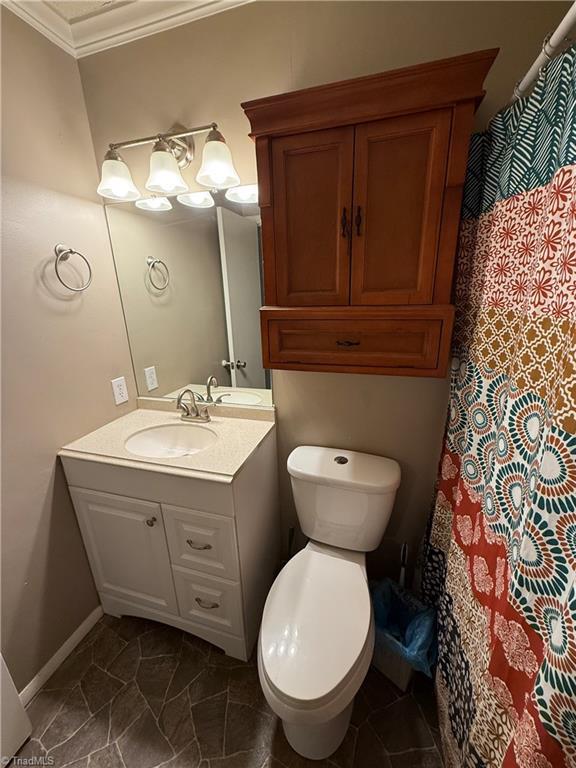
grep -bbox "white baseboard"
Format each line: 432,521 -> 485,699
19,605 -> 103,706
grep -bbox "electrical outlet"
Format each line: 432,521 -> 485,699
111,376 -> 129,405
144,366 -> 159,391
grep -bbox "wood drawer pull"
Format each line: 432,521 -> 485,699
336,339 -> 361,347
195,597 -> 219,610
187,539 -> 212,551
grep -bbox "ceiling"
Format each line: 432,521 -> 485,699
3,0 -> 252,57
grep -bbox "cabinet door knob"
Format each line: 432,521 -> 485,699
145,516 -> 157,527
187,539 -> 212,551
336,339 -> 361,347
355,206 -> 362,236
236,360 -> 247,369
341,207 -> 349,238
195,597 -> 219,610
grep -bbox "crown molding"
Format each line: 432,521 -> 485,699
2,0 -> 252,58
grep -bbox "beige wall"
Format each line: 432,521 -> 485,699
78,0 -> 568,576
107,206 -> 230,396
1,9 -> 137,690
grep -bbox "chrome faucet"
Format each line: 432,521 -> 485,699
176,389 -> 210,422
206,375 -> 230,404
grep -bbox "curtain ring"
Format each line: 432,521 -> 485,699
54,244 -> 93,292
147,257 -> 170,291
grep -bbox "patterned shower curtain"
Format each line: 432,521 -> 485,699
423,46 -> 576,768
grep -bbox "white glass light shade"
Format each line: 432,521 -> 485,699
146,147 -> 189,195
135,196 -> 172,211
225,184 -> 258,205
177,191 -> 215,209
196,136 -> 240,190
97,157 -> 140,201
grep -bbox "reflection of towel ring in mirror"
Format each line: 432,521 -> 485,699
54,244 -> 93,292
147,257 -> 170,291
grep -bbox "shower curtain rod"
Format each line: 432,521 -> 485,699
511,0 -> 576,102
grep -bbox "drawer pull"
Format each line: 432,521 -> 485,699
195,597 -> 219,610
145,516 -> 157,527
336,339 -> 360,347
340,207 -> 349,238
187,539 -> 213,551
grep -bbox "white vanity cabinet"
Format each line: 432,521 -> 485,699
61,422 -> 278,661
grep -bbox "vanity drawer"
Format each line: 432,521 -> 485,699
162,504 -> 239,580
261,306 -> 453,376
173,566 -> 243,636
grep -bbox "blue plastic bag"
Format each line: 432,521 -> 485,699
370,578 -> 437,677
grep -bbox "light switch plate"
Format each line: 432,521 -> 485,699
111,376 -> 129,405
144,366 -> 159,391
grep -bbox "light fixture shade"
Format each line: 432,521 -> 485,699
225,184 -> 259,205
146,141 -> 189,195
196,129 -> 240,190
97,153 -> 140,201
177,191 -> 215,209
135,196 -> 172,212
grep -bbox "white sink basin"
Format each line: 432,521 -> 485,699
125,423 -> 217,459
221,392 -> 262,405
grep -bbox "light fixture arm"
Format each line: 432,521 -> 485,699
108,122 -> 218,152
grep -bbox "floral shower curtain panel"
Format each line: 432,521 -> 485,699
423,47 -> 576,767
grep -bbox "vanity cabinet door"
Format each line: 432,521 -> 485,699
271,127 -> 354,306
70,488 -> 178,615
351,110 -> 452,305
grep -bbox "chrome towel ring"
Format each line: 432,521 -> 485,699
147,257 -> 170,291
54,244 -> 93,292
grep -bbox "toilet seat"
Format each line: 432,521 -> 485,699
259,542 -> 373,718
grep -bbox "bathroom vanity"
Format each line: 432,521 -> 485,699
60,409 -> 279,660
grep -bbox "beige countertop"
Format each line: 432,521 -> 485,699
60,409 -> 275,480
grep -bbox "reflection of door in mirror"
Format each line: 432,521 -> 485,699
217,207 -> 267,390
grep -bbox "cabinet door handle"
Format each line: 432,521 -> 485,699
195,597 -> 219,610
355,206 -> 362,236
187,539 -> 212,551
145,516 -> 157,527
341,207 -> 349,238
336,340 -> 361,347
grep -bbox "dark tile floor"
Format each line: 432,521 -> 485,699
17,615 -> 443,768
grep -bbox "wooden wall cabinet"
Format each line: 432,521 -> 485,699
242,49 -> 497,377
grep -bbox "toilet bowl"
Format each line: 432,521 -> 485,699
258,446 -> 401,760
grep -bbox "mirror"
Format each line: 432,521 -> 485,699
106,195 -> 272,407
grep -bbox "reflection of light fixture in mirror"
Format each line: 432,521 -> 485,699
177,191 -> 215,208
135,196 -> 172,212
225,184 -> 258,205
196,128 -> 240,190
97,149 -> 140,201
146,139 -> 189,195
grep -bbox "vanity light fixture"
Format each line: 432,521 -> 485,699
135,195 -> 172,212
97,123 -> 240,201
196,127 -> 240,190
146,138 -> 189,195
177,191 -> 215,208
225,184 -> 258,205
97,149 -> 140,201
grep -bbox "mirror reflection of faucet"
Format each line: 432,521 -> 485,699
206,375 -> 231,404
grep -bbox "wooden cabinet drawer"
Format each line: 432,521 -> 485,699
173,567 -> 243,636
261,306 -> 453,376
162,505 -> 239,580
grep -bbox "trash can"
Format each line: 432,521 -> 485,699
370,578 -> 437,691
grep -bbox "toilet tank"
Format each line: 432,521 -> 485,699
287,446 -> 401,552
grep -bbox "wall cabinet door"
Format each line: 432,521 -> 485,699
70,488 -> 178,615
351,110 -> 452,305
271,126 -> 354,306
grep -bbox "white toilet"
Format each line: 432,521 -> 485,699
258,445 -> 401,760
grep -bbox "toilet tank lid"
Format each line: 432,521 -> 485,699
287,446 -> 401,494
